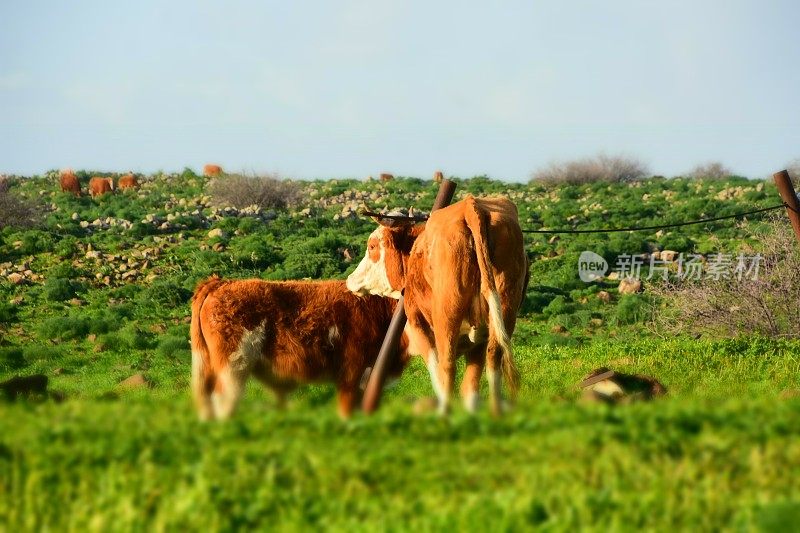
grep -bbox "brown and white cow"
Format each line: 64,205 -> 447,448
190,276 -> 409,420
118,173 -> 139,190
89,177 -> 114,197
59,169 -> 81,196
347,195 -> 528,415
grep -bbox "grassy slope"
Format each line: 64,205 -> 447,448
1,172 -> 799,530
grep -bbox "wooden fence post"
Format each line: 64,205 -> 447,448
361,179 -> 457,413
773,170 -> 800,242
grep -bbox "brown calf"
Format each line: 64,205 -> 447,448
190,277 -> 409,420
59,169 -> 81,195
89,177 -> 114,197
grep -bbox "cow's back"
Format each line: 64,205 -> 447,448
200,279 -> 398,382
408,195 -> 527,323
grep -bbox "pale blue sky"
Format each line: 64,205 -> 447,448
1,1 -> 798,180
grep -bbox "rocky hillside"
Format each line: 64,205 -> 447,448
0,170 -> 786,386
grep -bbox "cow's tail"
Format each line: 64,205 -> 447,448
191,275 -> 223,420
463,196 -> 520,397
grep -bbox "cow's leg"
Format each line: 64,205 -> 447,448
210,365 -> 250,420
460,344 -> 485,413
432,329 -> 460,416
210,325 -> 264,419
431,296 -> 469,415
191,349 -> 215,421
336,384 -> 358,419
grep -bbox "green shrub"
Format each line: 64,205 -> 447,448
0,347 -> 26,371
0,302 -> 18,323
37,311 -> 120,341
228,234 -> 282,270
521,286 -> 565,315
97,333 -> 127,352
37,317 -> 90,340
118,324 -> 156,350
659,234 -> 694,252
137,279 -> 192,309
166,323 -> 189,339
22,344 -> 62,363
12,230 -> 54,254
612,294 -> 649,325
43,278 -> 83,302
156,336 -> 190,359
542,295 -> 575,317
54,236 -> 80,259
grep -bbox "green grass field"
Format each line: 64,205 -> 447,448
3,336 -> 800,531
2,171 -> 800,530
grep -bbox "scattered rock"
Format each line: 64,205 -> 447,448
660,250 -> 679,262
7,272 -> 24,285
211,242 -> 226,252
68,298 -> 83,306
87,334 -> 97,342
551,324 -> 568,334
207,228 -> 225,239
597,290 -> 611,303
579,367 -> 667,404
618,278 -> 642,295
118,373 -> 149,389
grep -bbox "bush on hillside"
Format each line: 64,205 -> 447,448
0,178 -> 39,230
531,154 -> 649,185
208,173 -> 302,210
687,161 -> 733,180
652,219 -> 800,337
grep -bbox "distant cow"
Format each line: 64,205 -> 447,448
347,195 -> 528,415
203,164 -> 223,177
379,173 -> 394,182
190,277 -> 409,420
59,169 -> 81,196
89,177 -> 114,197
118,173 -> 139,190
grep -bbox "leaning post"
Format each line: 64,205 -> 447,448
361,179 -> 457,414
773,169 -> 800,242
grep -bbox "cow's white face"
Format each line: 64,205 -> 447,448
347,226 -> 402,299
